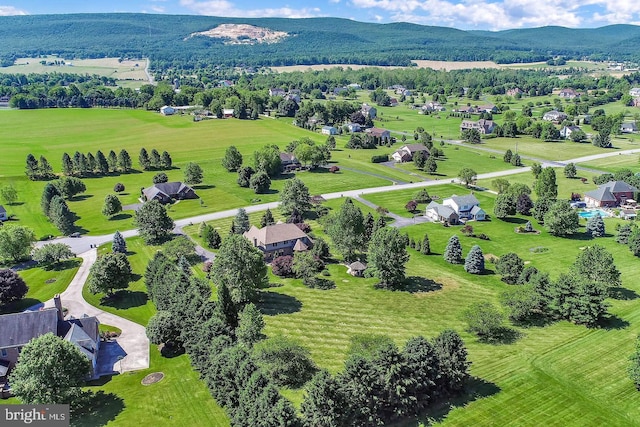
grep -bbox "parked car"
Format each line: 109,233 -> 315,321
69,232 -> 81,238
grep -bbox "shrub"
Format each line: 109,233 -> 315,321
303,276 -> 336,290
371,154 -> 389,163
271,256 -> 294,277
405,200 -> 418,212
113,183 -> 125,192
329,166 -> 340,173
252,336 -> 318,388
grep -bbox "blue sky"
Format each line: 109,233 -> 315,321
1,0 -> 639,30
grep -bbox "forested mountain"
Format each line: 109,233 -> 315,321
0,14 -> 639,70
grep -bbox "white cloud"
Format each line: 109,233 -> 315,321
180,0 -> 324,18
350,0 -> 640,29
0,6 -> 28,16
150,5 -> 166,12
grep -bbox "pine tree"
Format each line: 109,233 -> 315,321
41,183 -> 61,216
86,152 -> 97,173
432,329 -> 470,395
112,230 -> 127,254
364,212 -> 375,243
236,303 -> 265,348
48,195 -> 76,235
301,370 -> 350,427
38,155 -> 54,179
233,208 -> 250,234
585,213 -> 605,237
214,283 -> 238,329
260,208 -> 275,227
139,148 -> 151,170
198,222 -> 207,237
178,255 -> 191,277
161,151 -> 172,169
464,245 -> 485,274
25,154 -> 39,180
62,152 -> 74,176
444,235 -> 463,264
118,149 -> 132,172
95,150 -> 109,175
150,149 -> 162,169
107,150 -> 118,172
616,224 -> 634,244
421,233 -> 431,254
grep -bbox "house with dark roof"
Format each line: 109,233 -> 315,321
584,181 -> 639,207
392,144 -> 430,162
443,194 -> 484,220
460,119 -> 495,135
365,127 -> 391,142
559,88 -> 580,99
142,182 -> 197,204
425,201 -> 459,225
244,223 -> 313,260
0,295 -> 100,381
0,205 -> 6,221
280,152 -> 302,171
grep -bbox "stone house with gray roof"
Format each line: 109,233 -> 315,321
141,182 -> 197,204
584,181 -> 638,207
244,223 -> 313,260
0,295 -> 100,382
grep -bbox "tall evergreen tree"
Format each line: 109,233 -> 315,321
421,233 -> 431,255
107,150 -> 118,172
260,208 -> 275,227
48,195 -> 76,235
403,336 -> 440,413
233,208 -> 250,234
41,183 -> 61,216
25,154 -> 39,180
367,227 -> 410,289
38,155 -> 54,179
161,151 -> 172,169
534,167 -> 558,199
86,152 -> 97,173
95,150 -> 109,175
432,329 -> 470,395
363,212 -> 375,243
443,235 -> 463,264
112,230 -> 127,254
61,152 -> 74,176
117,149 -> 132,172
139,148 -> 151,170
616,224 -> 635,244
150,149 -> 162,169
301,370 -> 350,427
464,245 -> 485,274
586,213 -> 605,237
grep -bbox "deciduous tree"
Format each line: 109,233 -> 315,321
212,234 -> 267,304
32,244 -> 74,268
102,194 -> 122,218
0,225 -> 35,263
135,199 -> 174,244
544,201 -> 579,236
88,252 -> 132,295
222,146 -> 243,172
184,162 -> 203,185
571,244 -> 620,288
249,171 -> 271,194
496,252 -> 524,284
367,227 -> 409,289
458,168 -> 477,187
0,268 -> 28,305
462,301 -> 507,341
326,198 -> 365,261
279,178 -> 311,215
0,184 -> 18,205
9,333 -> 90,405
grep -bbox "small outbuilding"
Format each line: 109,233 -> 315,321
160,105 -> 175,116
0,205 -> 6,221
347,261 -> 367,277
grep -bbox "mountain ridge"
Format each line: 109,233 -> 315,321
0,14 -> 638,69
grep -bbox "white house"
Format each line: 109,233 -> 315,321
347,123 -> 362,133
443,194 -> 484,220
425,202 -> 459,224
560,125 -> 581,139
629,88 -> 640,97
160,105 -> 175,116
321,126 -> 338,135
223,109 -> 235,118
361,103 -> 377,119
621,122 -> 638,133
542,110 -> 567,123
391,144 -> 429,162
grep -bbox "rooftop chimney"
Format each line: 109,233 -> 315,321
53,294 -> 64,321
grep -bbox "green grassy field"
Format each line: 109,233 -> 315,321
579,153 -> 640,173
0,259 -> 81,314
178,184 -> 640,426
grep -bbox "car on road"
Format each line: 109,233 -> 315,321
69,232 -> 81,238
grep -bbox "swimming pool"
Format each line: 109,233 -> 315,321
578,209 -> 611,219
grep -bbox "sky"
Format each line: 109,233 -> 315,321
1,0 -> 640,31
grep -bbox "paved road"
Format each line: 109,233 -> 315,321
38,250 -> 149,375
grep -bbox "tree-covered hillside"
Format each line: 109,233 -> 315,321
0,14 -> 639,70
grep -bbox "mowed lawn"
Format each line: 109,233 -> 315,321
0,259 -> 81,314
177,187 -> 640,426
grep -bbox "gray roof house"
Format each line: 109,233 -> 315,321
0,205 -> 6,221
543,110 -> 567,122
425,201 -> 459,224
621,122 -> 638,133
0,295 -> 101,380
584,181 -> 638,207
142,182 -> 197,204
460,119 -> 495,135
392,144 -> 430,162
444,194 -> 483,219
244,223 -> 313,259
347,261 -> 367,277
